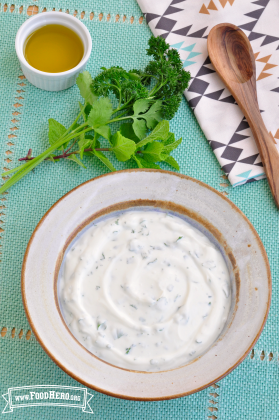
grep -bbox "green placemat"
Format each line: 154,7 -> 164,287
0,3 -> 278,419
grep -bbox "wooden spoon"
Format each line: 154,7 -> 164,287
208,23 -> 279,208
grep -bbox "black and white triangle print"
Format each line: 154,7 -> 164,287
210,118 -> 263,175
145,0 -> 209,40
187,56 -> 236,109
240,0 -> 279,46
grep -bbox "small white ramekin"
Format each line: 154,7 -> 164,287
15,11 -> 92,91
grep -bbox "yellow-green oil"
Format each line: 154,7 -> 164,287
24,24 -> 84,73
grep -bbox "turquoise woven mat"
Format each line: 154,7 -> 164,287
0,3 -> 278,419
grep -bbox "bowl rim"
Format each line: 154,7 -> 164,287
21,169 -> 272,400
15,11 -> 92,77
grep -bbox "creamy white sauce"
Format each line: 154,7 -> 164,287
59,210 -> 231,372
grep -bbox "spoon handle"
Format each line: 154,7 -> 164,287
245,107 -> 279,207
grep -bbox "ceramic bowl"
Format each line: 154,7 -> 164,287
22,170 -> 271,400
15,11 -> 92,91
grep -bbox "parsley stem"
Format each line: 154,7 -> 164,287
141,73 -> 160,82
118,92 -> 122,109
149,80 -> 168,97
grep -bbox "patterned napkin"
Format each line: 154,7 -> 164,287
136,0 -> 279,186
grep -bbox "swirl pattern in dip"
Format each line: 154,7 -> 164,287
58,210 -> 231,372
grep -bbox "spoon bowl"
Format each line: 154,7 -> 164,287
208,23 -> 279,208
209,24 -> 254,84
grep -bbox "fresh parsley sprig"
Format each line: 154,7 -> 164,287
0,36 -> 190,194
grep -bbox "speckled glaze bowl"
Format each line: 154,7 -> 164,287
22,170 -> 271,400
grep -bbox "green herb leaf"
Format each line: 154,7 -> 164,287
132,100 -> 163,131
132,119 -> 147,140
110,132 -> 136,162
141,142 -> 164,163
163,132 -> 175,146
94,125 -> 111,142
163,137 -> 182,154
136,120 -> 169,149
84,103 -> 92,116
141,100 -> 163,129
160,153 -> 169,161
48,118 -> 67,147
78,135 -> 92,160
133,155 -> 160,169
133,99 -> 152,115
164,155 -> 180,171
87,97 -> 113,128
76,71 -> 97,105
120,123 -> 140,143
132,154 -> 143,168
67,154 -> 87,169
91,150 -> 116,171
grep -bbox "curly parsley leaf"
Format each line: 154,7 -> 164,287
91,66 -> 149,105
144,35 -> 191,119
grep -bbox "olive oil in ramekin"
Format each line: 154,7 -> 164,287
24,24 -> 84,73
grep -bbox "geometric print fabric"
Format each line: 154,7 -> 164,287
137,0 -> 279,186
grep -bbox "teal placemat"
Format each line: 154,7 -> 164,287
0,3 -> 278,419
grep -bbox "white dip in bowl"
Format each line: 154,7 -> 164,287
58,209 -> 231,372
